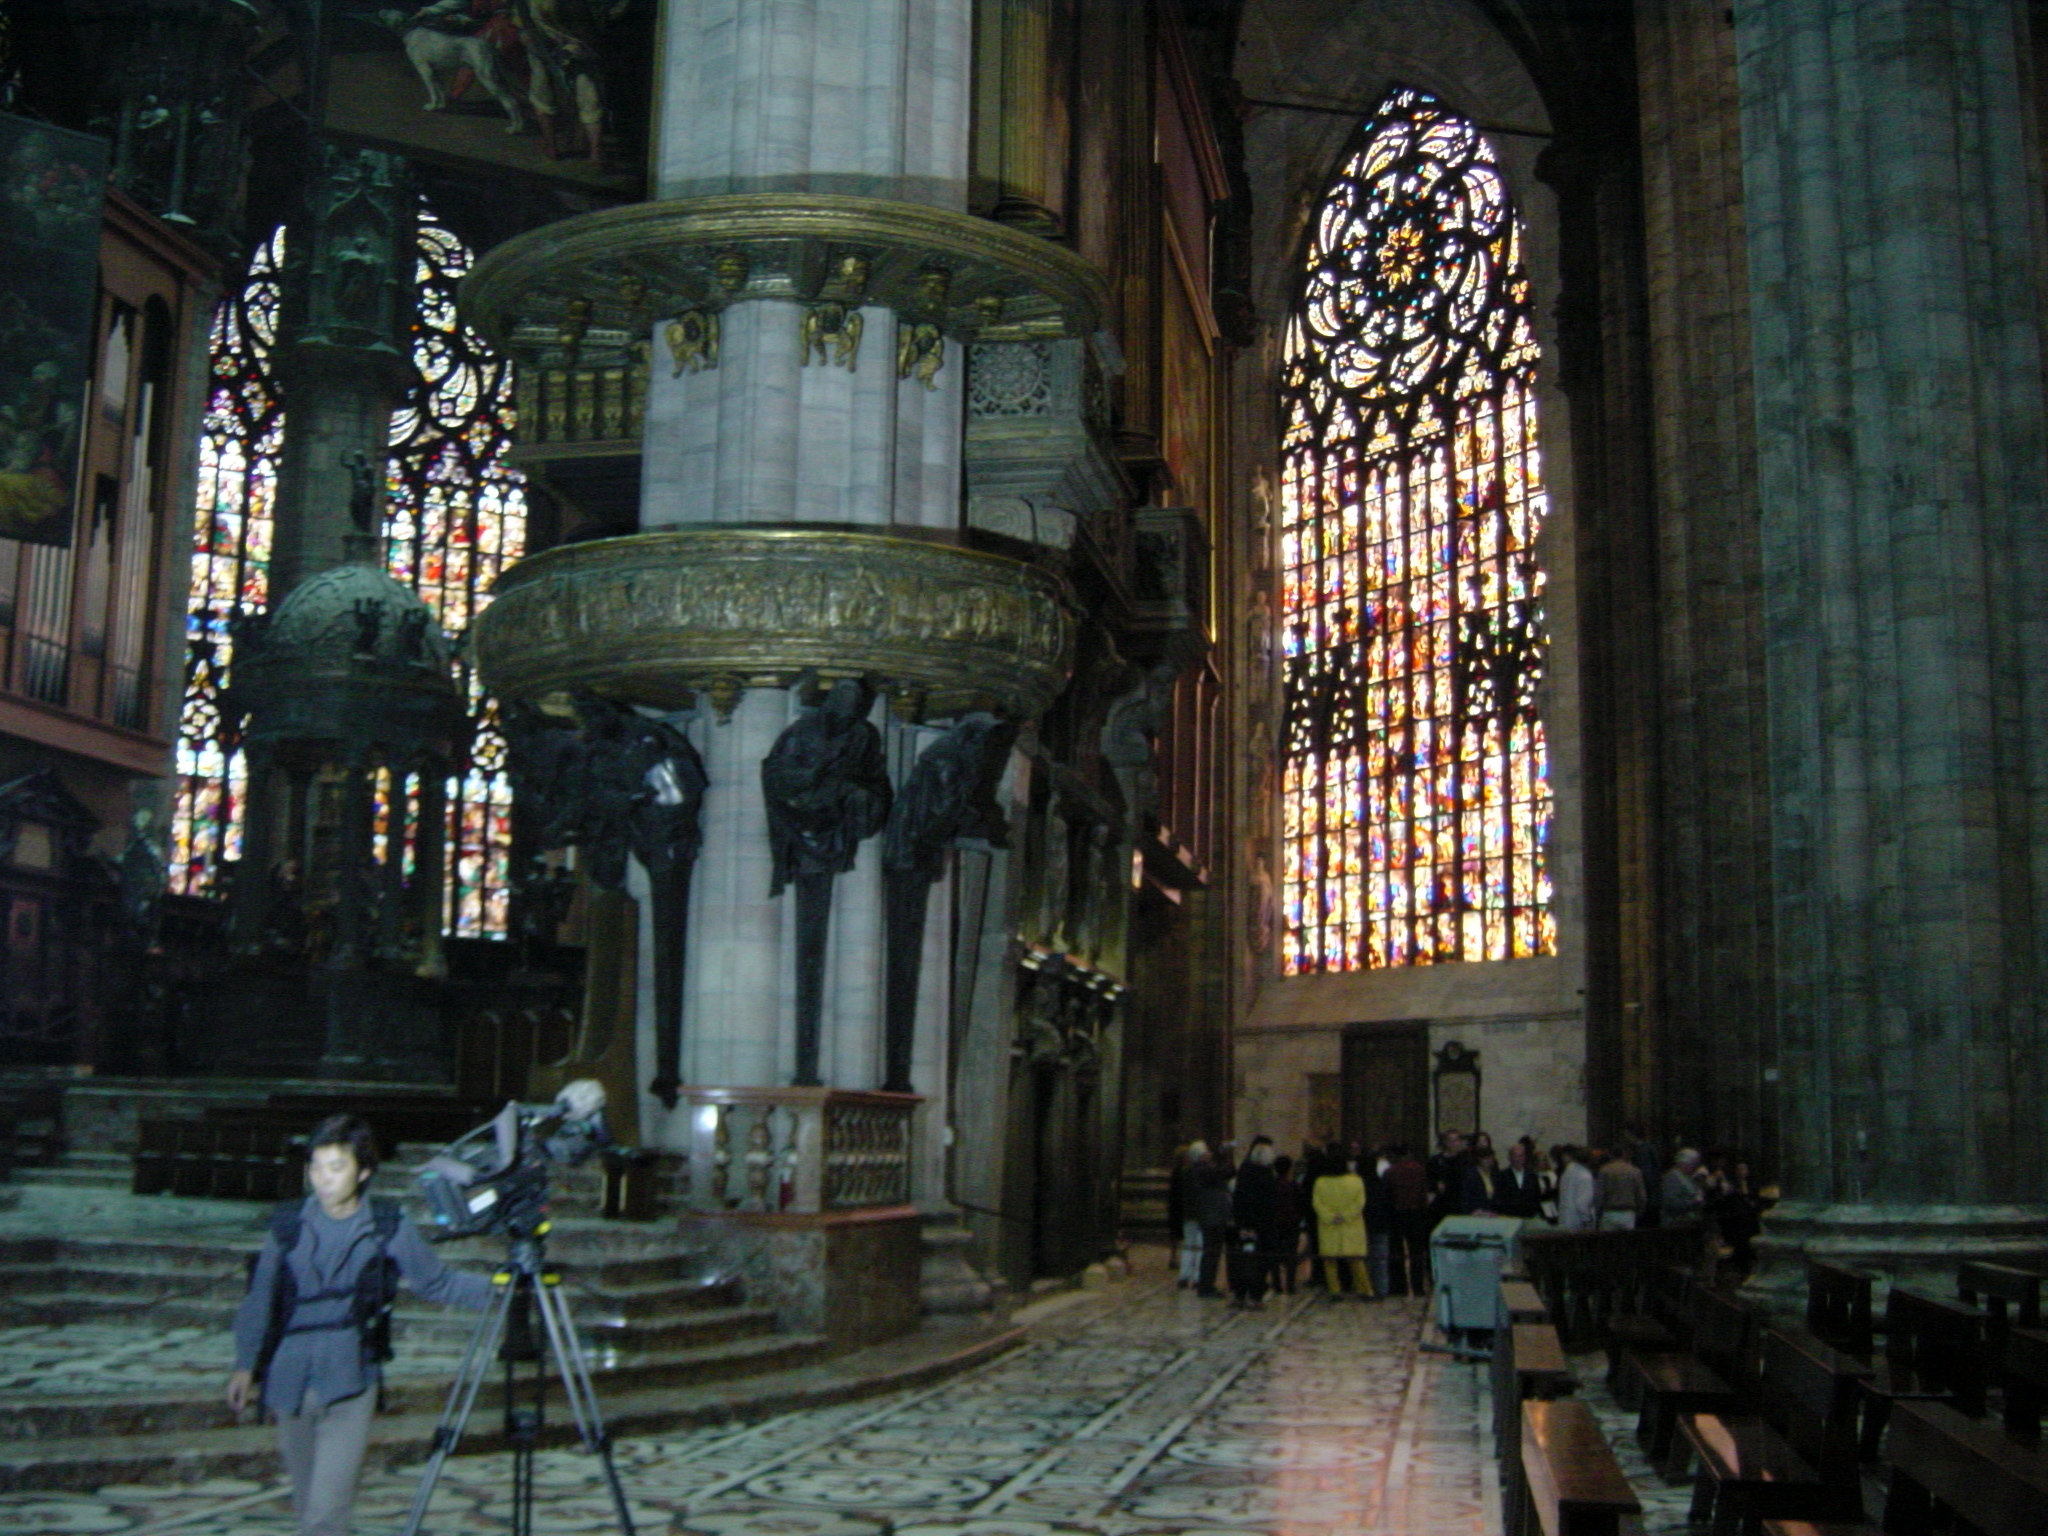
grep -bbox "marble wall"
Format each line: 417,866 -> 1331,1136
1232,1014 -> 1587,1158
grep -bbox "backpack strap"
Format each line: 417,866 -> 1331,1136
251,1200 -> 305,1382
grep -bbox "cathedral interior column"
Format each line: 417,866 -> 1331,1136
1734,0 -> 2048,1272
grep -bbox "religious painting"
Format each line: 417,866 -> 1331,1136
0,110 -> 108,548
316,1 -> 656,197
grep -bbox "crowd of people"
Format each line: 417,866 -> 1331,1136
1166,1123 -> 1773,1309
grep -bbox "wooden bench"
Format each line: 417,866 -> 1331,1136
1522,1224 -> 1714,1350
1634,1282 -> 1771,1472
1960,1260 -> 2043,1341
1503,1277 -> 1549,1325
1517,1397 -> 1642,1536
1678,1327 -> 1866,1533
1859,1286 -> 1989,1459
1879,1399 -> 2048,1536
1806,1260 -> 1874,1359
1607,1263 -> 1687,1400
1496,1320 -> 1578,1455
1999,1325 -> 2048,1444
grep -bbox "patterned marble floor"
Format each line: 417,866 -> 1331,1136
1,1274 -> 1503,1536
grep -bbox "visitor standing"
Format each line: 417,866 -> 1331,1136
228,1116 -> 492,1536
1311,1152 -> 1373,1300
1596,1145 -> 1647,1229
1270,1154 -> 1303,1295
1556,1145 -> 1597,1231
1229,1137 -> 1281,1309
1660,1148 -> 1706,1223
1173,1142 -> 1208,1289
1386,1142 -> 1431,1294
1193,1146 -> 1234,1297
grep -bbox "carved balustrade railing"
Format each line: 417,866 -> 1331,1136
679,1086 -> 920,1215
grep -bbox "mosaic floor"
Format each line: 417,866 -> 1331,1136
1,1277 -> 1503,1536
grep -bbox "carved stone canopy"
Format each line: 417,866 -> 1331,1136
228,556 -> 467,757
473,528 -> 1077,722
459,194 -> 1110,373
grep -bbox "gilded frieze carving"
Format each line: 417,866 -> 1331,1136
459,194 -> 1108,374
473,529 -> 1076,721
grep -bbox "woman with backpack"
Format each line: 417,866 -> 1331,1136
227,1114 -> 492,1536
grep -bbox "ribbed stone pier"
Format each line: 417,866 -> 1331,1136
1735,0 -> 2048,1277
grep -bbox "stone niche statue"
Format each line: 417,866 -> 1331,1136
762,678 -> 891,1087
881,713 -> 1015,1091
507,692 -> 707,1106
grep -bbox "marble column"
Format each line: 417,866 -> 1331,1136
1734,0 -> 2048,1266
634,1 -> 975,1166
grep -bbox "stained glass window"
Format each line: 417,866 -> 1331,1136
170,226 -> 285,896
1279,88 -> 1555,972
386,204 -> 526,939
171,206 -> 526,936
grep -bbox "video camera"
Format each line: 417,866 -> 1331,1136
414,1079 -> 610,1240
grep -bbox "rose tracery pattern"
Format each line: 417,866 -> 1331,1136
1279,87 -> 1555,972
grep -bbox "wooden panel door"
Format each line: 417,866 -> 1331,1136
1340,1022 -> 1430,1153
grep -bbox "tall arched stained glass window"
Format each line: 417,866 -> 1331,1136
1279,87 -> 1555,973
170,226 -> 286,896
385,203 -> 526,939
172,206 -> 526,936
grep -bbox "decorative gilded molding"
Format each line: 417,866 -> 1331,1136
459,194 -> 1109,373
473,529 -> 1076,721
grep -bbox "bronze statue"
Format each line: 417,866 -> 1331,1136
506,693 -> 706,1105
762,679 -> 891,1087
880,714 -> 1013,1092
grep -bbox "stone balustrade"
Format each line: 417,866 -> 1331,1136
679,1086 -> 921,1215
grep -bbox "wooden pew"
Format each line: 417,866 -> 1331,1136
2000,1325 -> 2048,1445
1634,1282 -> 1773,1472
1496,1320 -> 1578,1455
1959,1260 -> 2043,1341
1678,1328 -> 1866,1533
1805,1260 -> 1874,1359
1880,1399 -> 2048,1536
1859,1286 -> 1989,1459
1522,1224 -> 1715,1350
1518,1397 -> 1642,1536
1608,1262 -> 1687,1400
1503,1277 -> 1549,1326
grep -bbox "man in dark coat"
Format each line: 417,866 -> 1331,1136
1229,1136 -> 1282,1308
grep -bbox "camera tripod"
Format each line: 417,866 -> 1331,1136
399,1231 -> 636,1536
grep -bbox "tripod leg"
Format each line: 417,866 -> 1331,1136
399,1272 -> 517,1536
533,1272 -> 637,1536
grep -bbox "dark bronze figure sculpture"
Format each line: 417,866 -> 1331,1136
761,680 -> 892,1087
880,713 -> 1014,1092
507,693 -> 707,1106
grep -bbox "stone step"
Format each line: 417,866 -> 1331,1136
0,1323 -> 1023,1493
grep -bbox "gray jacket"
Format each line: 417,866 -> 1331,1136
233,1196 -> 491,1413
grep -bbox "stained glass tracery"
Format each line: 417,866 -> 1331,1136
1279,88 -> 1555,972
169,225 -> 285,896
386,205 -> 526,939
170,206 -> 525,937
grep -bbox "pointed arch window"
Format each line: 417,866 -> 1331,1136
169,225 -> 285,897
170,205 -> 526,935
1279,87 -> 1555,972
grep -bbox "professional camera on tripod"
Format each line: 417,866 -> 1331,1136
413,1078 -> 611,1242
400,1079 -> 639,1536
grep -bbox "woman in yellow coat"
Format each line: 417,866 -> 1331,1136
1311,1152 -> 1374,1300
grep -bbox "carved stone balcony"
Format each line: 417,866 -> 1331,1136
678,1086 -> 922,1215
472,527 -> 1076,721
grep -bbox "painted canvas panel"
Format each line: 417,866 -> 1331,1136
318,2 -> 655,197
0,110 -> 107,548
